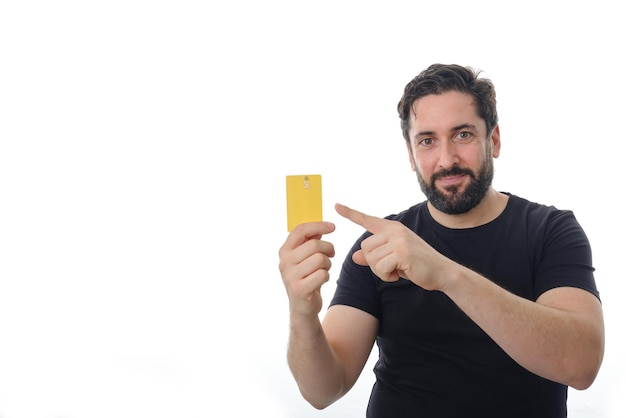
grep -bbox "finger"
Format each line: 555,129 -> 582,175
298,251 -> 333,280
279,228 -> 335,278
352,248 -> 401,282
372,255 -> 403,282
282,221 -> 335,251
291,239 -> 335,266
352,249 -> 368,266
335,203 -> 386,234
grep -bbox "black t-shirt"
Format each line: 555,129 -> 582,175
329,194 -> 599,418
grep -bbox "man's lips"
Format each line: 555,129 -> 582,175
437,174 -> 466,185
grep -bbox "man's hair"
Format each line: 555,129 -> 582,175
397,64 -> 498,142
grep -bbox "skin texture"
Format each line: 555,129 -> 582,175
278,91 -> 605,410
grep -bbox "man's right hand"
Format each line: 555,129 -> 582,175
278,222 -> 336,317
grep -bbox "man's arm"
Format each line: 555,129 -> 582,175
442,267 -> 604,389
335,203 -> 605,389
279,222 -> 378,409
288,305 -> 377,409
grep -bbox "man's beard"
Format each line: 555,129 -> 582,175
417,158 -> 494,215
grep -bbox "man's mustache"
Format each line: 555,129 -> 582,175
431,167 -> 476,182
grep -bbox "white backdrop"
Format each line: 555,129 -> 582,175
1,1 -> 623,417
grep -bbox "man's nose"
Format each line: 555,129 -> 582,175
438,141 -> 459,169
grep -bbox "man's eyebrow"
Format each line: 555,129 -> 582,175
414,124 -> 478,138
452,123 -> 478,131
414,130 -> 435,137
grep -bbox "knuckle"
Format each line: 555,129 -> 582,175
278,259 -> 288,273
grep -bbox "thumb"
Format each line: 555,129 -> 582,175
352,249 -> 368,267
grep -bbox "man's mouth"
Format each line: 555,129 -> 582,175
437,174 -> 466,185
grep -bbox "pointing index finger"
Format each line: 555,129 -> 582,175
335,203 -> 385,233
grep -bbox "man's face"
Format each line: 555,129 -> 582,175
406,91 -> 500,215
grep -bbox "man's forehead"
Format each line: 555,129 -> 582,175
409,91 -> 483,131
410,91 -> 477,118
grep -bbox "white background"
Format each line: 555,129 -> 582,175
1,1 -> 623,417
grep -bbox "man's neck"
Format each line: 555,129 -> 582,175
427,188 -> 509,229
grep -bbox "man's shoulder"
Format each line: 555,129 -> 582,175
503,193 -> 579,232
504,192 -> 570,215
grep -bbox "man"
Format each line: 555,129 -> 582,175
278,64 -> 604,417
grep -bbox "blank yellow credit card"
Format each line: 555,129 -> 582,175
286,174 -> 323,231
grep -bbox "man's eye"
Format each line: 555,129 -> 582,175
457,132 -> 471,140
419,138 -> 434,146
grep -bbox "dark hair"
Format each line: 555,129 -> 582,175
397,64 -> 498,142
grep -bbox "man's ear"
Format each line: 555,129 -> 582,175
491,125 -> 501,158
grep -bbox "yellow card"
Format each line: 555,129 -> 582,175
286,174 -> 323,231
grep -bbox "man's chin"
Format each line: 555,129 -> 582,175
437,186 -> 463,198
